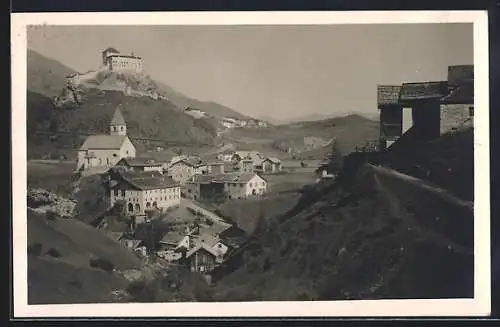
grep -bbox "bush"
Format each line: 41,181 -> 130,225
28,243 -> 42,257
45,210 -> 58,221
89,257 -> 115,273
45,248 -> 62,258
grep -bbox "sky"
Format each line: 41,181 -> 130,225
27,24 -> 473,120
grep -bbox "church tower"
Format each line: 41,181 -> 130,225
110,107 -> 127,136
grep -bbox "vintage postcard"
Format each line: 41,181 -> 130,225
11,11 -> 490,317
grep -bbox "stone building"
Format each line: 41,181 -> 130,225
102,47 -> 143,73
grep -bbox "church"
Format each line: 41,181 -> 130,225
76,107 -> 137,172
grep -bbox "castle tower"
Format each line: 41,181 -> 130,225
110,107 -> 127,136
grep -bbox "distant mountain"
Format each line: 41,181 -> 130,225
264,111 -> 379,125
27,49 -> 78,97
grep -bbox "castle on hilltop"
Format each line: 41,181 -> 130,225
102,47 -> 143,73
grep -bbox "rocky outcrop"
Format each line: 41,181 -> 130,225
27,188 -> 77,218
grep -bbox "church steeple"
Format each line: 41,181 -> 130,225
110,107 -> 127,136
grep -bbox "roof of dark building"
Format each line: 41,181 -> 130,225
399,81 -> 449,102
441,84 -> 474,105
114,170 -> 179,190
116,157 -> 163,167
189,172 -> 263,184
172,157 -> 206,168
447,65 -> 474,86
377,85 -> 402,106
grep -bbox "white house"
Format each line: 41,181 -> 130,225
106,170 -> 181,218
185,172 -> 268,201
166,157 -> 207,184
76,107 -> 136,172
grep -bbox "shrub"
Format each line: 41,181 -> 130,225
45,210 -> 58,221
28,243 -> 42,257
45,248 -> 62,258
89,257 -> 115,273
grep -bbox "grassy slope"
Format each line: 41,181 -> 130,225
27,89 -> 219,158
27,210 -> 142,304
223,114 -> 379,159
27,49 -> 77,97
154,80 -> 250,120
210,130 -> 474,301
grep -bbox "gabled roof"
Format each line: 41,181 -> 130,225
116,157 -> 163,167
399,81 -> 448,102
441,84 -> 474,105
263,157 -> 281,164
447,65 -> 474,86
80,135 -> 129,150
102,47 -> 120,55
186,241 -> 223,258
113,170 -> 180,190
189,172 -> 263,184
110,107 -> 126,125
377,85 -> 402,106
160,231 -> 187,245
171,157 -> 206,168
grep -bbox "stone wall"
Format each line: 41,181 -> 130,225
440,104 -> 473,134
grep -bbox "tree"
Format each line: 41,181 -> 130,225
327,141 -> 343,174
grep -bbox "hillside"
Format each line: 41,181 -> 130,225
27,49 -> 78,97
27,89 -> 219,159
224,114 -> 379,159
154,80 -> 250,120
27,49 -> 249,121
210,129 -> 474,301
27,209 -> 143,304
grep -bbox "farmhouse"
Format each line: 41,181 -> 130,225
166,157 -> 207,184
76,107 -> 136,172
185,172 -> 268,201
261,157 -> 282,174
216,150 -> 235,162
106,170 -> 181,219
114,157 -> 163,172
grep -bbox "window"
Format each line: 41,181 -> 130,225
121,126 -> 124,131
469,107 -> 474,117
121,189 -> 126,197
114,189 -> 118,196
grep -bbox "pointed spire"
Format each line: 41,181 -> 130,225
111,107 -> 126,126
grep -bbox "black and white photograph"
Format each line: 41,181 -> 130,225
11,11 -> 490,317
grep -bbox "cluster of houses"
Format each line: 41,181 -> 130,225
74,107 -> 282,276
221,117 -> 268,129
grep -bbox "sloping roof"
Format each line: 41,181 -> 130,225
448,65 -> 474,86
189,172 -> 261,184
234,151 -> 263,163
108,54 -> 142,60
186,242 -> 221,258
111,107 -> 126,125
161,231 -> 187,245
377,85 -> 402,105
80,135 -> 128,150
263,157 -> 281,164
116,171 -> 179,190
200,222 -> 232,238
171,157 -> 206,168
441,84 -> 474,105
117,157 -> 163,167
192,234 -> 220,248
102,47 -> 120,55
399,81 -> 448,102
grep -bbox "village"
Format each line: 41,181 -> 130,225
37,51 -> 475,284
